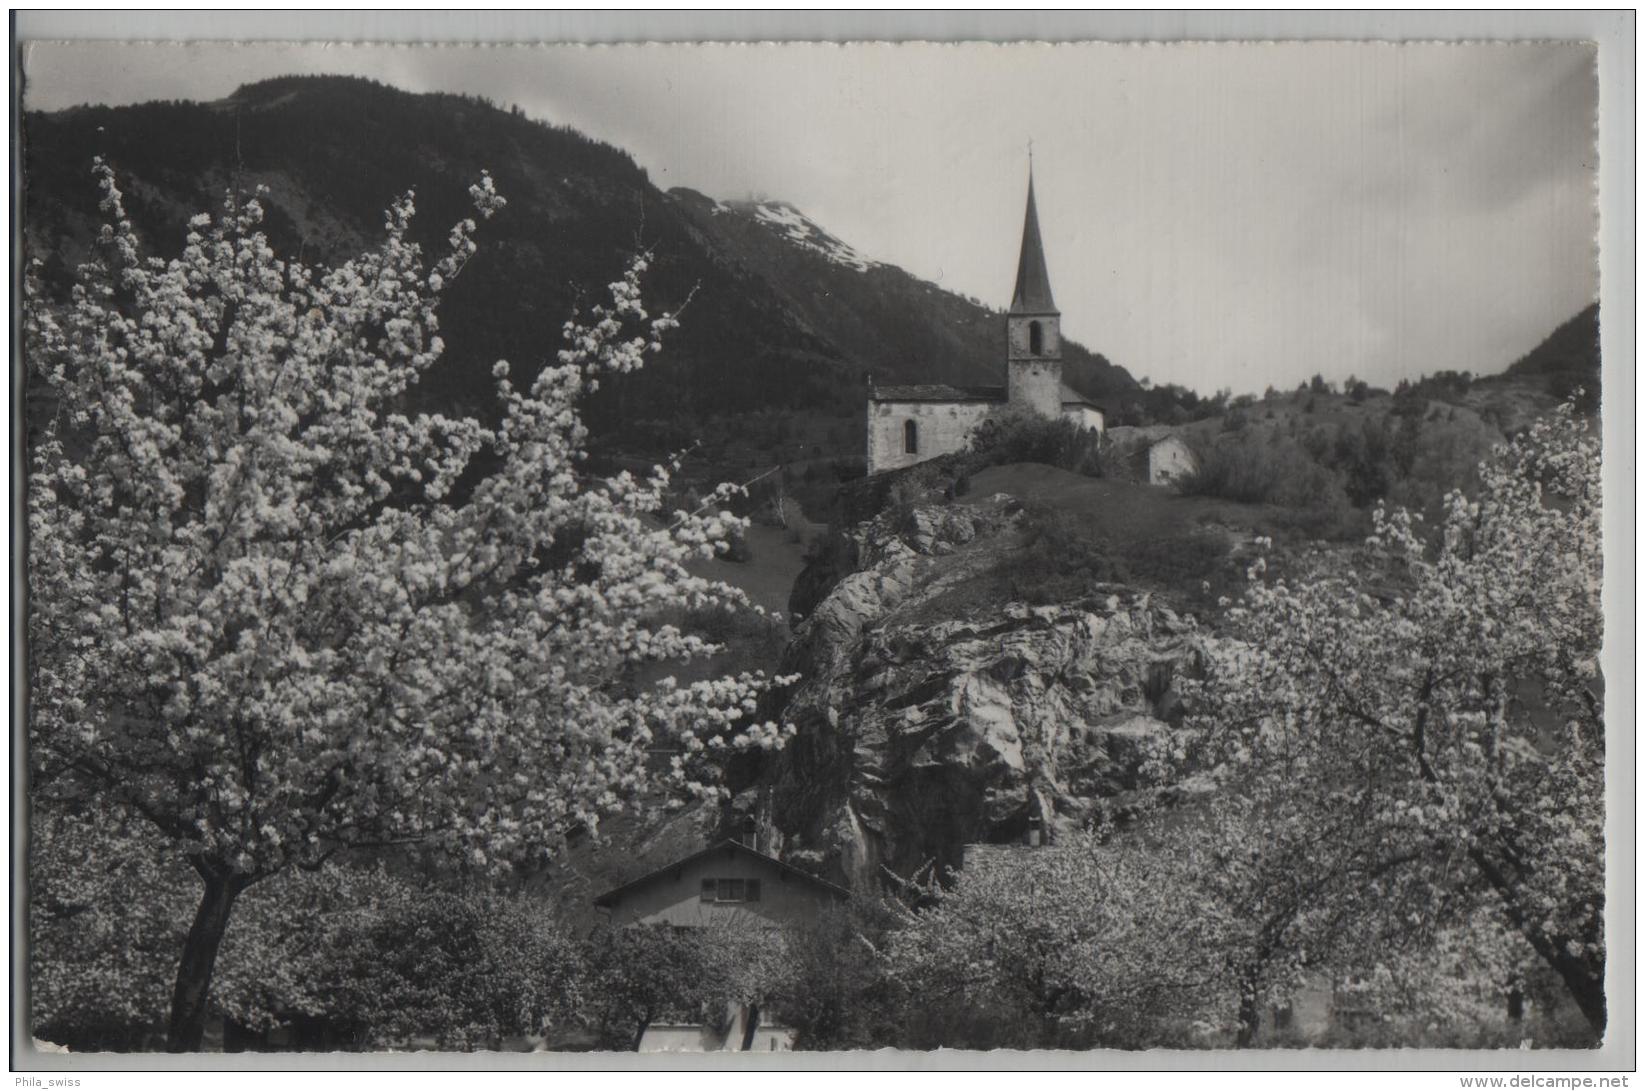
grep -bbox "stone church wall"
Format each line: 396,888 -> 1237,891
866,399 -> 994,475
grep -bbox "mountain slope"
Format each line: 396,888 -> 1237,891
669,190 -> 1131,400
1499,301 -> 1600,399
22,75 -> 1137,461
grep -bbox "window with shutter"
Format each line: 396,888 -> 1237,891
720,878 -> 746,902
700,878 -> 716,902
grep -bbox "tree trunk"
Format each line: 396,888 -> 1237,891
1470,849 -> 1605,1037
166,869 -> 250,1052
1545,945 -> 1606,1037
1512,926 -> 1605,1036
1506,976 -> 1525,1023
1236,975 -> 1261,1047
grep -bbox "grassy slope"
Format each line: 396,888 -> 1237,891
963,462 -> 1279,541
853,461 -> 1284,627
695,522 -> 822,620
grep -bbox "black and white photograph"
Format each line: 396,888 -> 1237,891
12,13 -> 1632,1076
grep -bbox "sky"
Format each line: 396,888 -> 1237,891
20,39 -> 1600,394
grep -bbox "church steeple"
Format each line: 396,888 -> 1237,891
1009,168 -> 1058,316
1005,159 -> 1064,417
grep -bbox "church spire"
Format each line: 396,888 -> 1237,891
1009,165 -> 1058,316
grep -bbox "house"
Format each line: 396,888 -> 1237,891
593,837 -> 851,1053
865,167 -> 1104,475
1104,425 -> 1202,487
593,837 -> 850,929
1145,434 -> 1199,486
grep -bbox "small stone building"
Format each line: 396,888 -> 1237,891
1145,434 -> 1199,486
1104,425 -> 1202,487
866,169 -> 1104,475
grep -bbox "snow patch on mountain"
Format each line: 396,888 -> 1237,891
741,200 -> 881,273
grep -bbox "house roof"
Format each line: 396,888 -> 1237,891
1009,172 -> 1058,317
870,383 -> 1006,404
1058,381 -> 1103,411
592,839 -> 852,907
1106,424 -> 1181,444
870,380 -> 1102,412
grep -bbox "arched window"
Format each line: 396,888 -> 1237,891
904,419 -> 919,454
1028,320 -> 1044,355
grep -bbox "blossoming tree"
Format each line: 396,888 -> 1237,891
882,828 -> 1238,1048
29,807 -> 587,1051
28,808 -> 195,1050
26,163 -> 789,1050
1188,403 -> 1605,1036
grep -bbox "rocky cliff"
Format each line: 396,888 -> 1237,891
757,494 -> 1206,888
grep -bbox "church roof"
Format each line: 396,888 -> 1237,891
871,383 -> 1006,403
1009,172 -> 1059,317
1058,381 -> 1103,410
870,381 -> 1101,411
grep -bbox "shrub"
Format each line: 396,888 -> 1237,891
986,506 -> 1238,607
321,886 -> 585,1050
966,407 -> 1104,478
1118,532 -> 1230,592
1327,417 -> 1396,507
1176,434 -> 1347,510
1006,505 -> 1127,604
771,897 -> 905,1050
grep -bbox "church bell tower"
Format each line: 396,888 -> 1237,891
1006,164 -> 1063,419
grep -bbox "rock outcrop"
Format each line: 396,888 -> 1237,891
762,497 -> 1204,889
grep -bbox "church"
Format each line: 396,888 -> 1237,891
865,170 -> 1105,475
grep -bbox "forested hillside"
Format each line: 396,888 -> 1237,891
22,74 -> 1135,470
